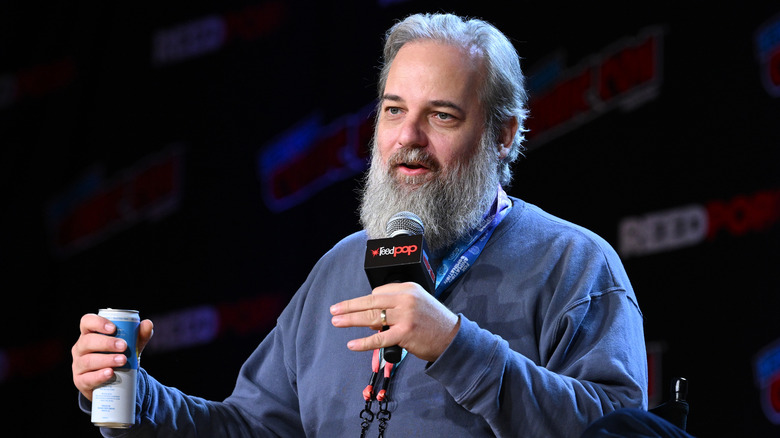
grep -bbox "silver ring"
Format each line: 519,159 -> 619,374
380,309 -> 387,326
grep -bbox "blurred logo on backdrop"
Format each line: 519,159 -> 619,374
618,188 -> 780,258
151,2 -> 286,67
755,13 -> 780,97
45,146 -> 183,257
525,26 -> 664,148
257,104 -> 374,212
754,338 -> 780,424
0,57 -> 77,110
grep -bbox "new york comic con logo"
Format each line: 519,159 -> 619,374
371,245 -> 418,258
754,338 -> 780,424
755,13 -> 780,97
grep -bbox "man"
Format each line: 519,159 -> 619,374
72,13 -> 648,437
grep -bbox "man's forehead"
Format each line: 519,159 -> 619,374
384,41 -> 484,108
391,40 -> 483,71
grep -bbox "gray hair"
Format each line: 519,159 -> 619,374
377,13 -> 529,186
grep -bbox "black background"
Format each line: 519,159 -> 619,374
1,1 -> 779,436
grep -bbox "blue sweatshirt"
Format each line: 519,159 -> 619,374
81,198 -> 647,437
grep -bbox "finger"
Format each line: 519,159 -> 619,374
137,319 -> 154,355
72,332 -> 128,359
347,329 -> 398,353
330,286 -> 407,316
74,349 -> 128,375
330,294 -> 378,316
80,313 -> 117,336
331,308 -> 385,330
73,367 -> 117,401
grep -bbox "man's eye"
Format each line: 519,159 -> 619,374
386,107 -> 401,115
435,112 -> 453,120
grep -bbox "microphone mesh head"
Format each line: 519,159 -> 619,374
386,211 -> 425,237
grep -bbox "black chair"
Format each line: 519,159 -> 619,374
649,377 -> 689,431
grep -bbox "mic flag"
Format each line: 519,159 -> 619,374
364,233 -> 435,294
364,211 -> 435,294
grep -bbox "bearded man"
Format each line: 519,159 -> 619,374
72,13 -> 648,438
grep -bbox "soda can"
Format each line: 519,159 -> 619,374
91,308 -> 140,429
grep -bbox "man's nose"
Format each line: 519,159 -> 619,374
396,116 -> 428,149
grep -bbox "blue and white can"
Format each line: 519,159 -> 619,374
91,308 -> 140,428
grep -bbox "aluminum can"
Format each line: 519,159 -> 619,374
91,308 -> 140,428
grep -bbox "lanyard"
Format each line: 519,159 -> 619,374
434,185 -> 512,299
359,186 -> 512,437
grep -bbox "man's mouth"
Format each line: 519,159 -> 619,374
387,148 -> 439,178
396,161 -> 431,175
401,162 -> 428,170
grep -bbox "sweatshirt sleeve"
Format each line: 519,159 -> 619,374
425,287 -> 647,438
78,348 -> 294,438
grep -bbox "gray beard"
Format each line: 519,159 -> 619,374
359,139 -> 500,258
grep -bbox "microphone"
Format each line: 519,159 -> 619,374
364,212 -> 436,363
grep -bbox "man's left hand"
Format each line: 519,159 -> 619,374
330,282 -> 460,362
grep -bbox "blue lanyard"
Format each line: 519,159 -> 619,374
433,185 -> 512,299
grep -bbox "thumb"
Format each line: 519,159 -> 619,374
137,319 -> 154,357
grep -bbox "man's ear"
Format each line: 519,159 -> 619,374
498,116 -> 519,160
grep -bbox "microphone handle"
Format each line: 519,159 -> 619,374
383,341 -> 403,363
382,278 -> 404,363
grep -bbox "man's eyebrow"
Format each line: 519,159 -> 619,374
430,100 -> 465,114
381,94 -> 404,103
381,94 -> 465,114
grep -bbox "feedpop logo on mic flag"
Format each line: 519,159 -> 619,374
370,244 -> 419,258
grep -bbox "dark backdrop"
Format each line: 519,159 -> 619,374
2,1 -> 779,436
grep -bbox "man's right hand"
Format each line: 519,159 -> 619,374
71,313 -> 154,401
